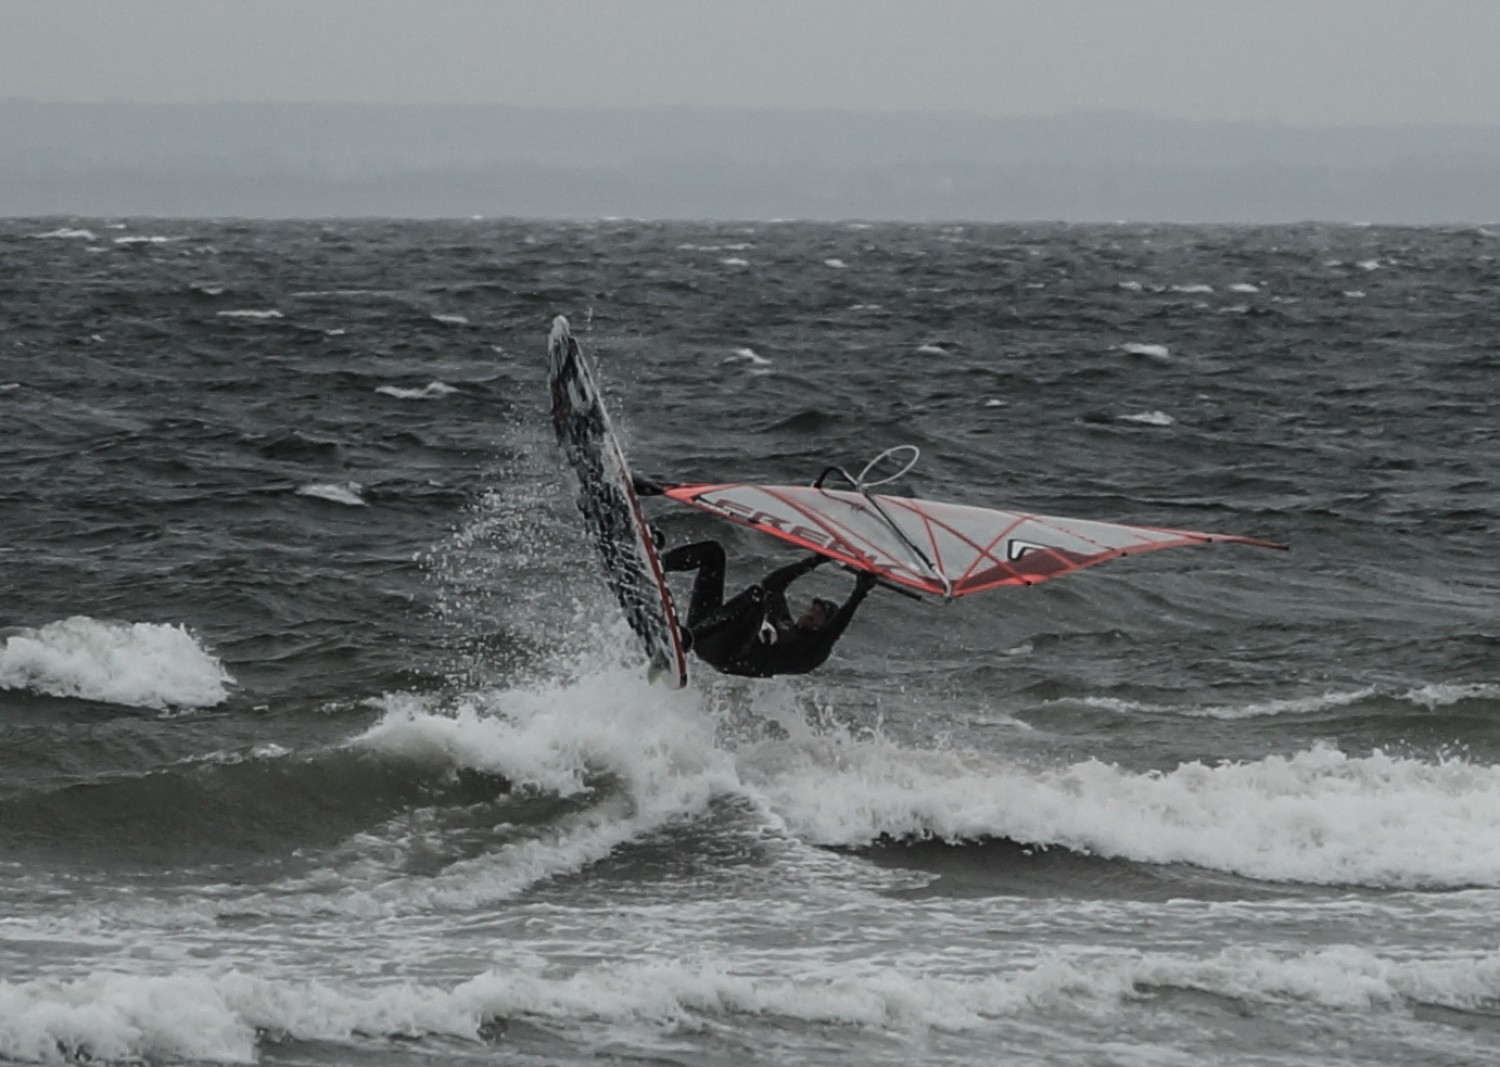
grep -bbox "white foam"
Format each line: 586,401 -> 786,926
743,736 -> 1500,889
1344,290 -> 1367,299
1,383 -> 18,392
295,482 -> 366,507
1403,682 -> 1500,710
1228,282 -> 1260,293
7,941 -> 1495,1062
721,257 -> 750,267
1170,284 -> 1214,294
112,235 -> 178,245
824,258 -> 847,269
216,309 -> 283,320
1118,280 -> 1144,291
30,227 -> 96,240
1356,259 -> 1382,271
260,669 -> 739,913
432,313 -> 469,326
1119,343 -> 1170,361
723,347 -> 772,366
0,617 -> 234,710
0,970 -> 479,1064
1117,411 -> 1174,426
983,398 -> 1007,408
191,283 -> 226,296
375,381 -> 457,400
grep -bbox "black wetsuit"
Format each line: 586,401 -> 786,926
660,541 -> 875,678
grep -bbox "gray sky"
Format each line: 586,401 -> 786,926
5,0 -> 1499,126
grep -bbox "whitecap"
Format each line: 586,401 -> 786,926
722,257 -> 750,267
915,343 -> 947,356
1119,342 -> 1170,361
1,383 -> 18,392
296,482 -> 366,507
723,347 -> 772,366
216,309 -> 283,320
1170,283 -> 1214,293
30,227 -> 96,240
1402,682 -> 1500,710
1228,282 -> 1260,293
1356,259 -> 1382,271
746,737 -> 1500,888
1344,290 -> 1367,299
0,617 -> 235,710
112,235 -> 178,245
432,313 -> 469,326
1118,410 -> 1174,426
375,381 -> 457,400
1117,280 -> 1144,291
983,398 -> 1007,408
190,283 -> 225,296
823,258 -> 847,269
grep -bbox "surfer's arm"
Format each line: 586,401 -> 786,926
759,553 -> 829,595
822,571 -> 877,642
780,571 -> 876,671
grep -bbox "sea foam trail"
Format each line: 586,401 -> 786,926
3,943 -> 1497,1063
0,617 -> 234,710
743,737 -> 1500,889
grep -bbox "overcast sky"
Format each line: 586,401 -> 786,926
5,0 -> 1498,126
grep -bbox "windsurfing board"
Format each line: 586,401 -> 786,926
547,315 -> 688,687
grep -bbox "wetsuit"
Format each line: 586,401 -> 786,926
660,541 -> 876,677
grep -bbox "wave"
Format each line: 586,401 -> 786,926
199,671 -> 739,917
3,942 -> 1496,1063
741,735 -> 1500,889
0,617 -> 234,710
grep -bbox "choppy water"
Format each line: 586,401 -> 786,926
2,217 -> 1499,1066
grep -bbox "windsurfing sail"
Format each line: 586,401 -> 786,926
661,482 -> 1287,599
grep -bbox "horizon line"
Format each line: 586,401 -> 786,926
4,98 -> 1500,132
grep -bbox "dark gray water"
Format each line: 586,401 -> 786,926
2,218 -> 1498,1066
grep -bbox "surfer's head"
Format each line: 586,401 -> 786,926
798,597 -> 838,631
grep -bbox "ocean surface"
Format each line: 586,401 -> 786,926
2,217 -> 1498,1066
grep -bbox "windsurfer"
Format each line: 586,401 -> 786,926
657,539 -> 877,678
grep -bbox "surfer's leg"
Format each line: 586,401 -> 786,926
689,584 -> 766,664
661,540 -> 728,627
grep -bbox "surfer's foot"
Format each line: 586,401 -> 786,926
632,474 -> 666,496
